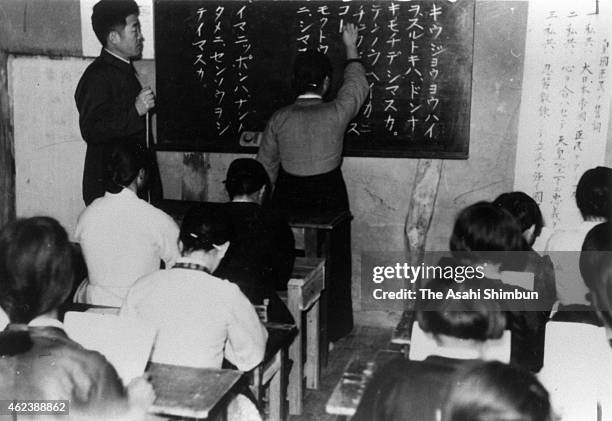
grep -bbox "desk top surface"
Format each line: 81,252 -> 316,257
264,323 -> 298,362
326,350 -> 401,416
291,257 -> 325,280
157,199 -> 351,229
391,310 -> 415,345
286,209 -> 352,229
148,362 -> 242,419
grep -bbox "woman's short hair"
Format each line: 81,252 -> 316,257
443,361 -> 552,421
450,202 -> 527,265
0,217 -> 74,324
104,141 -> 150,193
493,192 -> 544,242
417,279 -> 506,341
580,222 -> 612,326
293,50 -> 333,96
576,166 -> 612,220
180,205 -> 233,254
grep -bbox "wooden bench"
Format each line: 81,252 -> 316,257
285,257 -> 325,415
325,350 -> 400,418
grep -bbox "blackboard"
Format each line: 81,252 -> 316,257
154,0 -> 474,158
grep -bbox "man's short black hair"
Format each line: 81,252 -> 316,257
225,158 -> 270,199
91,0 -> 139,46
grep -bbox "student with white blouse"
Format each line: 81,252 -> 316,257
75,141 -> 180,306
121,204 -> 267,371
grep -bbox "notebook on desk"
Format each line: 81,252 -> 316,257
64,311 -> 156,384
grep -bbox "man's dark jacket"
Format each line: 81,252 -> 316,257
75,49 -> 145,205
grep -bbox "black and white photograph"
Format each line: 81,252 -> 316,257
0,0 -> 611,420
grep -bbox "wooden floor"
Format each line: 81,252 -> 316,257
288,325 -> 394,421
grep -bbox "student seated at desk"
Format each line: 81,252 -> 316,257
214,158 -> 295,324
546,166 -> 612,306
353,281 -> 506,421
493,191 -> 556,302
75,141 -> 180,306
443,361 -> 552,421
0,217 -> 154,421
575,222 -> 612,416
121,205 -> 268,370
444,201 -> 553,372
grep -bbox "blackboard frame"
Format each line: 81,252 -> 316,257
153,0 -> 475,159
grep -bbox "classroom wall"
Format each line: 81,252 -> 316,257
3,0 -> 612,325
159,1 -> 533,323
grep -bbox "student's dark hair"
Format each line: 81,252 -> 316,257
104,141 -> 150,193
576,166 -> 612,220
417,279 -> 506,341
493,192 -> 544,243
225,158 -> 270,200
293,50 -> 333,96
0,217 -> 74,355
580,222 -> 612,326
91,0 -> 139,46
443,361 -> 552,421
180,205 -> 233,254
450,202 -> 527,265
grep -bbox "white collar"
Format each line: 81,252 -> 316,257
104,48 -> 131,65
428,342 -> 483,360
176,256 -> 210,267
28,315 -> 65,330
298,93 -> 322,100
105,187 -> 138,199
231,198 -> 256,203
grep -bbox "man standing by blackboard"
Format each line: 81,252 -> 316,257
75,0 -> 160,205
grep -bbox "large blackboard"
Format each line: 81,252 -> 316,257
154,0 -> 474,158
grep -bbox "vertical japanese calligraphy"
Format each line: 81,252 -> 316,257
515,1 -> 611,231
155,0 -> 474,158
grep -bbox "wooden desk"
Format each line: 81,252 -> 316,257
148,362 -> 243,420
252,323 -> 297,421
390,310 -> 415,357
286,257 -> 325,415
325,350 -> 400,418
287,209 -> 352,368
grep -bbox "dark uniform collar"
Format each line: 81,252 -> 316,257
99,48 -> 136,74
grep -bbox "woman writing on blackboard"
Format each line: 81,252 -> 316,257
257,23 -> 368,342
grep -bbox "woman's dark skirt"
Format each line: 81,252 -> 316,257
272,167 -> 354,341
